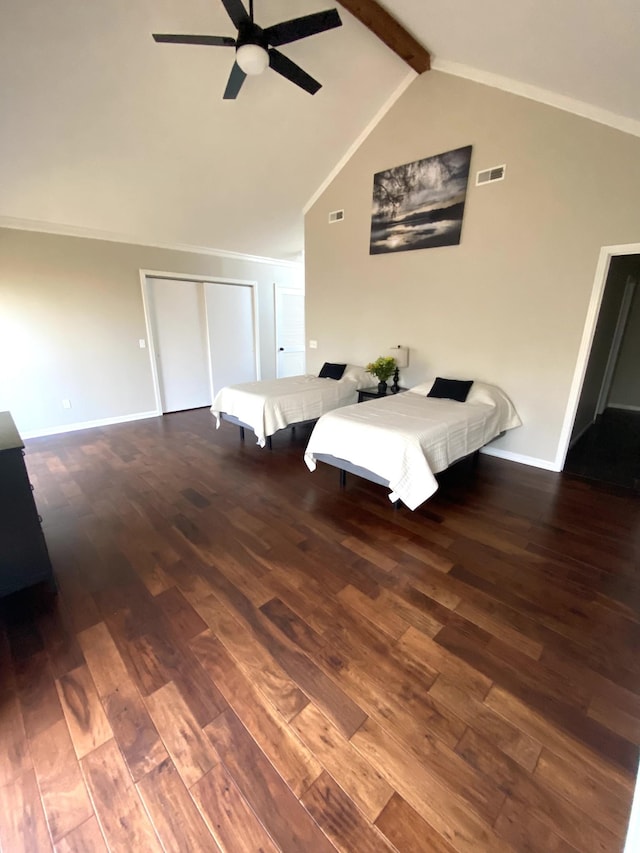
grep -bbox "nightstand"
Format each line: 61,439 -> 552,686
358,387 -> 407,402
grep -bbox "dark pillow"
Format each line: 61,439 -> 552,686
318,362 -> 346,380
427,377 -> 474,402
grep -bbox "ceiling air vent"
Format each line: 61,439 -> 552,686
328,209 -> 345,223
476,165 -> 506,186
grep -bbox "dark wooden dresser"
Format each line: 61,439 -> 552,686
0,411 -> 55,596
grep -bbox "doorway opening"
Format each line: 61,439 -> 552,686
562,250 -> 640,491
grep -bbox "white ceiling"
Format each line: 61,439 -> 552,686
1,0 -> 639,261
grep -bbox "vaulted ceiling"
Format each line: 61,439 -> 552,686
1,0 -> 638,261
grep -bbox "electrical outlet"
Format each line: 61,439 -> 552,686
62,399 -> 72,409
309,340 -> 318,349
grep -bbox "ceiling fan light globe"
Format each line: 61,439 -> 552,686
236,43 -> 269,75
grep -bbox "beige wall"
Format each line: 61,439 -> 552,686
0,228 -> 301,436
304,71 -> 640,465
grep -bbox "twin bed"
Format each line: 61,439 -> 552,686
210,364 -> 371,448
212,370 -> 521,510
304,380 -> 521,509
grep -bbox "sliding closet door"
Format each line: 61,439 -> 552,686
204,282 -> 257,395
147,277 -> 211,413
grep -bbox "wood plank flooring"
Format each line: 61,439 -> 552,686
0,408 -> 638,852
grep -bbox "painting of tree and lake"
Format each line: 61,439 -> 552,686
369,145 -> 472,255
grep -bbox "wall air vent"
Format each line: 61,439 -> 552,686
476,165 -> 506,186
328,209 -> 345,223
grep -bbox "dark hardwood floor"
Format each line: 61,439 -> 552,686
1,408 -> 639,852
565,407 -> 640,492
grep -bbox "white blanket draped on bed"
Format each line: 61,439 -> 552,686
211,375 -> 360,447
304,385 -> 521,509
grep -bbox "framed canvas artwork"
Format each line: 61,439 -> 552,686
370,145 -> 472,255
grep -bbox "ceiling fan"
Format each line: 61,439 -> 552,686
152,0 -> 342,99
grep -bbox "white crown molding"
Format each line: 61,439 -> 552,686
433,59 -> 640,139
21,410 -> 160,440
303,59 -> 640,218
0,216 -> 302,268
303,70 -> 417,214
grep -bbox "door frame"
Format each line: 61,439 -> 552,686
556,242 -> 640,470
140,269 -> 261,416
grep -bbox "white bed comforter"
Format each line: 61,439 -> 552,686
304,386 -> 521,510
211,375 -> 360,447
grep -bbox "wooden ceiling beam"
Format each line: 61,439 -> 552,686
338,0 -> 431,74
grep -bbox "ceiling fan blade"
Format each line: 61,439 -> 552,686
221,0 -> 250,29
153,33 -> 236,47
264,9 -> 342,47
223,61 -> 247,99
268,48 -> 321,95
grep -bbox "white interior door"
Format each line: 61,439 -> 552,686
148,277 -> 211,413
275,285 -> 306,377
205,282 -> 257,396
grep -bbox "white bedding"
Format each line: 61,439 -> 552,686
211,373 -> 365,447
304,382 -> 521,510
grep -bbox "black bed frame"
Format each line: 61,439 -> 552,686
220,413 -> 318,451
313,447 -> 483,507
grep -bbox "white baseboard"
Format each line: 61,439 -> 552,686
480,446 -> 561,472
21,410 -> 160,439
607,403 -> 640,413
19,413 -> 568,475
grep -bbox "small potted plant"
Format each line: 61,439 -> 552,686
366,355 -> 397,395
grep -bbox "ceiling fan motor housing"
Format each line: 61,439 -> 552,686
235,21 -> 269,74
236,20 -> 268,51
